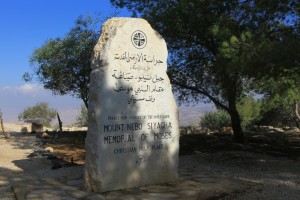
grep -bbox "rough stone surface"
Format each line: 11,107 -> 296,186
45,146 -> 54,153
41,132 -> 50,138
31,123 -> 44,133
84,18 -> 180,192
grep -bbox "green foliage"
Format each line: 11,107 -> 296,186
237,95 -> 262,130
201,95 -> 262,131
75,104 -> 88,127
111,0 -> 299,142
201,110 -> 231,131
255,77 -> 300,108
18,102 -> 57,127
27,15 -> 100,108
257,105 -> 297,127
254,76 -> 300,126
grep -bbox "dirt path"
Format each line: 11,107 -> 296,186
1,132 -> 300,200
0,133 -> 36,199
0,133 -> 253,200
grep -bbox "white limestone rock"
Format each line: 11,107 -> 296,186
84,18 -> 179,192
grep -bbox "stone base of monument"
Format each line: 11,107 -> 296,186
84,17 -> 180,192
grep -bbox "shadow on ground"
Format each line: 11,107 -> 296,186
4,132 -> 38,150
3,131 -> 300,199
179,131 -> 300,159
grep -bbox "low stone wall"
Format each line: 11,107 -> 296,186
3,123 -> 31,133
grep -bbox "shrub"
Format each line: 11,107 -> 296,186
200,110 -> 231,131
18,102 -> 56,127
237,95 -> 262,130
75,104 -> 88,127
200,96 -> 262,131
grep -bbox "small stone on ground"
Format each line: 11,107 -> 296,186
1,133 -> 300,200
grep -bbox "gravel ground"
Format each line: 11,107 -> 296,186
1,133 -> 300,200
0,133 -> 31,200
0,133 -> 83,200
183,151 -> 300,200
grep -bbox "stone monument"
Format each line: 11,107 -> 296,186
84,18 -> 179,193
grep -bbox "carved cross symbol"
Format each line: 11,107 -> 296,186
132,31 -> 147,49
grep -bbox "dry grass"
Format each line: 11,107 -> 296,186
49,136 -> 86,165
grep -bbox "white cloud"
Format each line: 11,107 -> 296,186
0,84 -> 215,126
0,84 -> 82,124
1,83 -> 45,96
19,84 -> 42,93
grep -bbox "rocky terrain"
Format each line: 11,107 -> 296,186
1,127 -> 300,199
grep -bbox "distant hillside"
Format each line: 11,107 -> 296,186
1,103 -> 215,131
2,123 -> 31,132
178,103 -> 215,127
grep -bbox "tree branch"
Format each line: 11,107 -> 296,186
171,79 -> 229,112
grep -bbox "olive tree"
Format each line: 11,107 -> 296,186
25,16 -> 100,108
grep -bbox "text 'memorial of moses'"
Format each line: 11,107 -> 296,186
84,18 -> 179,193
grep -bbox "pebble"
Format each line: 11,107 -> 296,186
192,152 -> 300,200
4,132 -> 11,139
1,133 -> 300,200
45,147 -> 54,153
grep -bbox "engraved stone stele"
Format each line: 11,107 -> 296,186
83,18 -> 180,193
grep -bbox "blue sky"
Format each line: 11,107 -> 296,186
0,0 -> 131,124
0,0 -> 129,87
0,0 -> 212,125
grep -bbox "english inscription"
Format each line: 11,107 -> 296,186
84,18 -> 179,193
103,115 -> 173,154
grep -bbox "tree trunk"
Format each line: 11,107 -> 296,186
0,117 -> 5,134
293,101 -> 300,128
83,99 -> 89,109
57,113 -> 63,132
81,92 -> 89,109
228,103 -> 244,143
